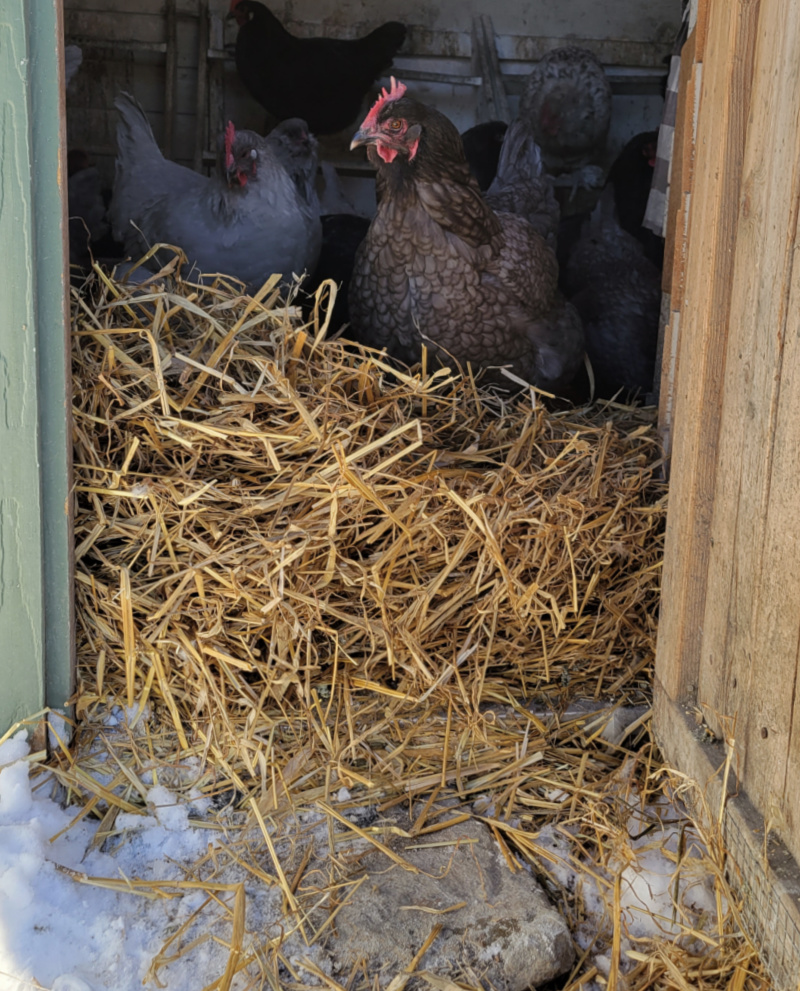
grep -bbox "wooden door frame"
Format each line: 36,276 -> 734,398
0,0 -> 74,735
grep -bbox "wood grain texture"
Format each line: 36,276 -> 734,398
697,0 -> 800,859
661,29 -> 696,299
29,0 -> 76,713
653,686 -> 800,988
0,0 -> 73,731
654,0 -> 760,703
657,30 -> 698,452
759,265 -> 800,843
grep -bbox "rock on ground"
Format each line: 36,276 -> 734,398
321,808 -> 574,989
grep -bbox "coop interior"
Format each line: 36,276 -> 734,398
64,0 -> 677,292
15,1 -> 781,989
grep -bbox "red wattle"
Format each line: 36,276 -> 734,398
377,143 -> 398,164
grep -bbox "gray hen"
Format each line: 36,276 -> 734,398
265,117 -> 320,210
484,119 -> 560,246
109,92 -> 321,288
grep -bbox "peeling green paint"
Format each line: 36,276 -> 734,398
0,0 -> 73,733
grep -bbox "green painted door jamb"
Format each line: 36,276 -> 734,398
0,0 -> 75,737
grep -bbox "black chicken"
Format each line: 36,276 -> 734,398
561,186 -> 662,401
228,1 -> 407,136
306,213 -> 371,332
109,94 -> 321,289
606,130 -> 664,268
460,120 -> 508,191
67,150 -> 110,275
347,79 -> 584,395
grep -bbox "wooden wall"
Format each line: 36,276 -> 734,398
655,0 -> 800,870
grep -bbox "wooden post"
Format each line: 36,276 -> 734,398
0,0 -> 74,732
472,15 -> 511,125
193,0 -> 210,173
163,0 -> 178,158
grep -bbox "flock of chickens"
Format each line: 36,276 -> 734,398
67,0 -> 665,404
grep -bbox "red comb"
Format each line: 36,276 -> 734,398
361,77 -> 408,130
229,0 -> 242,10
224,121 -> 236,169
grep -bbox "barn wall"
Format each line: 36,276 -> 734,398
654,0 -> 800,923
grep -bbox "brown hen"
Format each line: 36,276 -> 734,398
347,79 -> 584,395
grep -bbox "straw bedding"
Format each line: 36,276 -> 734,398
56,265 -> 770,989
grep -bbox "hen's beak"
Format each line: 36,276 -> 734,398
349,128 -> 373,151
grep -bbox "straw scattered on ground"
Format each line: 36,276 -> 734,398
32,262 -> 772,989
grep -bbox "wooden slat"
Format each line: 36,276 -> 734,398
164,0 -> 178,159
0,0 -> 74,731
658,34 -> 702,453
654,0 -> 761,701
471,15 -> 511,124
653,691 -> 800,988
697,0 -> 800,859
65,0 -> 200,13
760,264 -> 800,843
661,29 -> 696,297
193,0 -> 210,173
694,0 -> 711,61
654,28 -> 697,429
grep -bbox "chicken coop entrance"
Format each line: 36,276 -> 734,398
0,0 -> 789,987
36,0 -> 800,987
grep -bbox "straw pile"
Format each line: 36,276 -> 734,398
58,265 -> 770,989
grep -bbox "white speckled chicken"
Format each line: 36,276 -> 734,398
484,119 -> 560,246
109,93 -> 321,288
519,46 -> 612,194
347,80 -> 584,394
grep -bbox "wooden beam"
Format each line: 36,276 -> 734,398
163,0 -> 178,158
471,15 -> 511,124
193,0 -> 209,173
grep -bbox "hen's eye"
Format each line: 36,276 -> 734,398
388,119 -> 403,131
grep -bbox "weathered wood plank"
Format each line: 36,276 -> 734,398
30,0 -> 76,715
661,28 -> 696,297
654,0 -> 760,702
698,0 -> 797,734
655,29 -> 697,440
694,0 -> 711,61
471,14 -> 511,124
65,11 -> 201,69
695,0 -> 800,859
758,259 -> 800,846
0,0 -> 73,732
653,688 -> 800,989
65,0 -> 200,13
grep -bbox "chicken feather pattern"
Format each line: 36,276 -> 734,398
348,84 -> 583,393
109,92 -> 321,287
